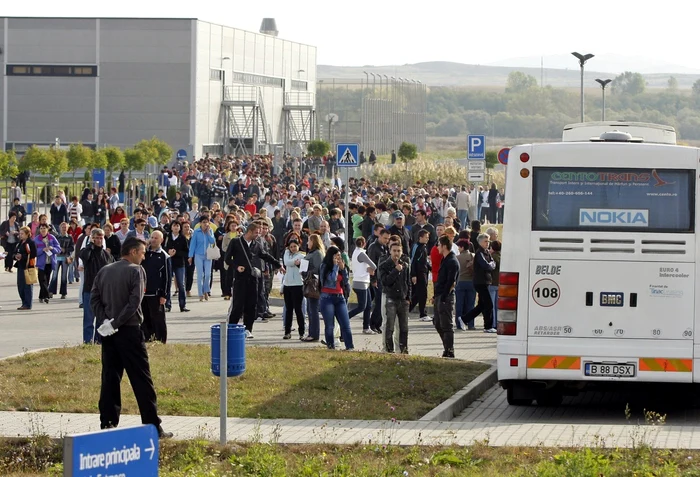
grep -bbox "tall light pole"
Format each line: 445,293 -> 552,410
571,52 -> 594,122
595,78 -> 612,121
221,57 -> 231,155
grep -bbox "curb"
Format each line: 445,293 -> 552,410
419,365 -> 498,422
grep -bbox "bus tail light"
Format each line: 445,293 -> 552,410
498,272 -> 519,335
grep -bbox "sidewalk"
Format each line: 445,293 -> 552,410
2,410 -> 699,448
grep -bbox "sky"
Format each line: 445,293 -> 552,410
5,0 -> 700,71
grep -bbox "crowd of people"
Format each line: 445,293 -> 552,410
1,152 -> 504,356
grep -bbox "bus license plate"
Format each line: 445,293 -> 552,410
585,363 -> 636,378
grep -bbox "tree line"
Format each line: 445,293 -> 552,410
0,137 -> 173,182
428,72 -> 700,140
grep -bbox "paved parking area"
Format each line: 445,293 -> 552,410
455,384 -> 700,425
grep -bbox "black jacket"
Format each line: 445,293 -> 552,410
104,234 -> 121,259
80,199 -> 96,218
142,247 -> 171,298
472,247 -> 496,286
411,223 -> 436,250
163,233 -> 189,268
378,255 -> 411,302
361,215 -> 375,240
410,242 -> 429,277
56,233 -> 75,259
80,244 -> 114,292
50,203 -> 68,226
224,236 -> 281,281
14,238 -> 37,269
388,225 -> 411,254
434,251 -> 460,302
367,241 -> 388,285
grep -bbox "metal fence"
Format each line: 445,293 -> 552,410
1,175 -> 169,223
317,78 -> 427,155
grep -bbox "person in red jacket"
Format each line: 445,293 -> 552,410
427,224 -> 446,322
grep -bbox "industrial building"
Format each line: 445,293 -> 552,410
0,17 -> 316,158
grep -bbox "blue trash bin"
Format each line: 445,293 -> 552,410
211,324 -> 246,377
26,202 -> 33,214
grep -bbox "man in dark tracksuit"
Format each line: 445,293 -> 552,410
410,229 -> 430,319
141,230 -> 171,343
91,236 -> 172,438
433,235 -> 460,358
225,222 -> 283,338
378,242 -> 411,354
367,229 -> 390,333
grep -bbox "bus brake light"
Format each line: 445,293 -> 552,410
499,296 -> 518,310
498,322 -> 517,335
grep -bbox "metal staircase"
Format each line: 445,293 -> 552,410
284,92 -> 315,157
221,86 -> 270,156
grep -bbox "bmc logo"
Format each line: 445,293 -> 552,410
579,209 -> 649,227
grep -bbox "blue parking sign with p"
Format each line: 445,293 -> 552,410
468,135 -> 486,160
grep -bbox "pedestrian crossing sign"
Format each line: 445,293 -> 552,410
336,143 -> 359,167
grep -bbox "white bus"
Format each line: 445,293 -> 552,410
497,124 -> 698,406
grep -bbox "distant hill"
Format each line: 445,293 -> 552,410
318,61 -> 700,90
489,53 -> 700,75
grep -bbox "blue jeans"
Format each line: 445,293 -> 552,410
457,209 -> 469,230
455,281 -> 477,329
83,291 -> 100,344
320,293 -> 354,350
172,266 -> 186,310
306,297 -> 320,339
348,287 -> 372,330
194,255 -> 212,296
489,285 -> 499,327
49,259 -> 69,296
17,268 -> 33,308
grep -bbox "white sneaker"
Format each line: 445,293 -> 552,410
245,330 -> 254,339
363,328 -> 377,334
334,339 -> 342,348
419,316 -> 432,322
484,328 -> 497,333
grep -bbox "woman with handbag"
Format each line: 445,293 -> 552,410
301,234 -> 324,342
319,246 -> 354,350
188,216 -> 216,301
14,226 -> 37,310
282,239 -> 305,340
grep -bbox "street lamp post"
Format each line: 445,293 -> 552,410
221,57 -> 231,155
571,52 -> 594,122
595,78 -> 612,121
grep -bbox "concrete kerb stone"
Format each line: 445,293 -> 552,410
419,366 -> 498,422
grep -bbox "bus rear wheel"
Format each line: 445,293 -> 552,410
506,384 -> 533,406
536,390 -> 563,407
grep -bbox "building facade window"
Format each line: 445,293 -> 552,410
210,69 -> 223,81
6,65 -> 97,77
291,80 -> 308,91
230,72 -> 283,88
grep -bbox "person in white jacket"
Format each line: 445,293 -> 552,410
348,236 -> 378,334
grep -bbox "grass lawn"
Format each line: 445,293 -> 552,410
0,345 -> 488,420
2,437 -> 698,476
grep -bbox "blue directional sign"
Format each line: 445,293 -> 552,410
92,169 -> 106,187
336,143 -> 359,168
467,135 -> 486,160
64,425 -> 159,477
176,149 -> 188,160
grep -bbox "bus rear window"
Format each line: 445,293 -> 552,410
532,167 -> 695,232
